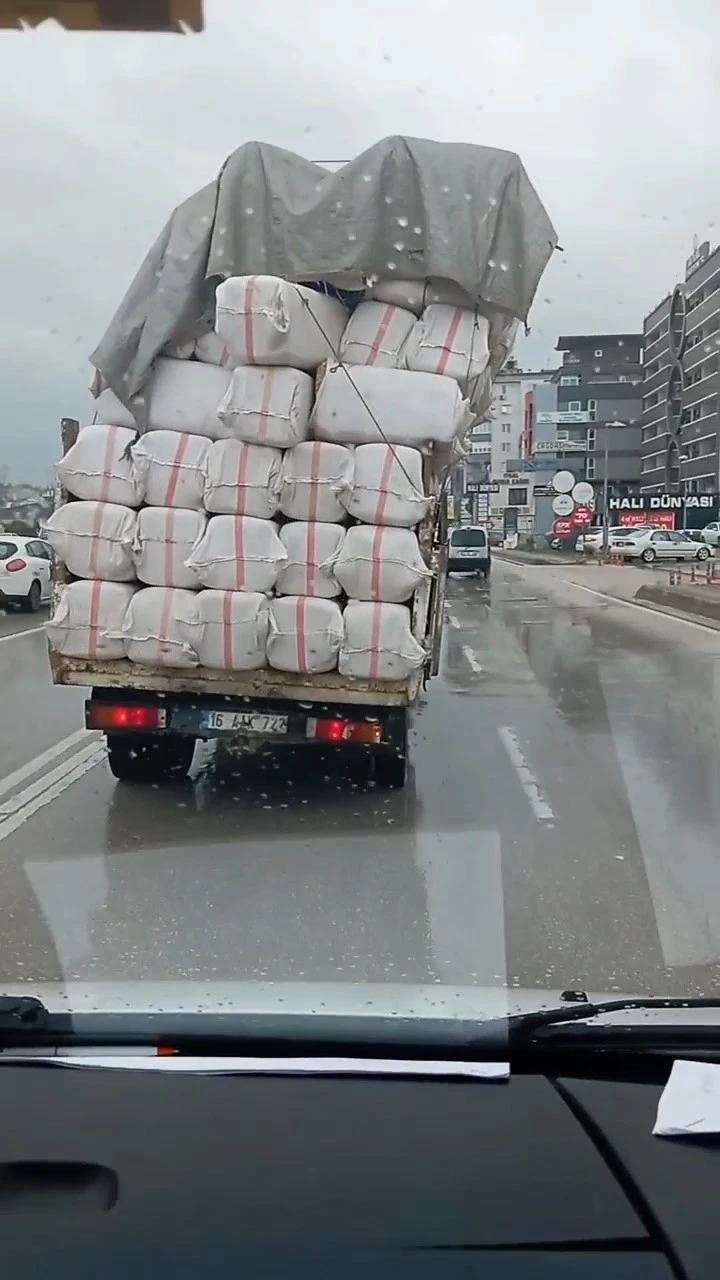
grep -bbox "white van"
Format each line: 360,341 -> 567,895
447,526 -> 490,577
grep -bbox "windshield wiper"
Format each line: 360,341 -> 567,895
509,990 -> 720,1052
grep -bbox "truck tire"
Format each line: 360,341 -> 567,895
373,750 -> 408,789
106,732 -> 195,783
373,710 -> 409,789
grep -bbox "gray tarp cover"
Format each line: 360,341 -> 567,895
90,135 -> 558,415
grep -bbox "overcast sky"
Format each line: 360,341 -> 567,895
0,0 -> 717,481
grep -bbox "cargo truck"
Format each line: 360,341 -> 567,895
45,137 -> 556,789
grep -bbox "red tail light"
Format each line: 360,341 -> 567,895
307,718 -> 383,744
5,558 -> 27,573
87,704 -> 166,730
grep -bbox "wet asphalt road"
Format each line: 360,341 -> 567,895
2,564 -> 720,998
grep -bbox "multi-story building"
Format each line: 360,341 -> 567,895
642,240 -> 720,495
520,334 -> 642,535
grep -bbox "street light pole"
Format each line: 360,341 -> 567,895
601,425 -> 610,559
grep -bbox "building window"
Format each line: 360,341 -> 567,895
556,429 -> 569,440
560,376 -> 580,386
587,399 -> 597,412
587,430 -> 596,450
586,458 -> 595,479
567,401 -> 582,412
502,423 -> 510,432
594,349 -> 603,357
508,488 -> 527,506
502,442 -> 510,452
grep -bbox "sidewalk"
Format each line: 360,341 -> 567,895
498,555 -> 720,628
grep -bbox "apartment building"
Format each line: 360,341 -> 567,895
642,240 -> 720,494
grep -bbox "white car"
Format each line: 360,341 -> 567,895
0,535 -> 53,612
699,521 -> 720,546
610,527 -> 713,563
583,525 -> 653,553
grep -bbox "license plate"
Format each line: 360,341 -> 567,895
201,711 -> 289,734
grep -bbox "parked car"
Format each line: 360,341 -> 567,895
583,525 -> 653,553
0,535 -> 53,611
447,526 -> 490,577
698,521 -> 720,546
610,527 -> 713,563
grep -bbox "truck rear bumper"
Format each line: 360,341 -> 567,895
86,689 -> 408,753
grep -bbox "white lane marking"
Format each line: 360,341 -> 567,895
0,728 -> 97,803
0,745 -> 105,845
461,645 -> 484,674
557,578 -> 720,633
0,740 -> 102,819
448,614 -> 460,629
497,726 -> 555,825
0,624 -> 45,645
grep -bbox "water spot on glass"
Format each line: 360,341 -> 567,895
488,258 -> 496,269
396,215 -> 409,228
386,261 -> 397,271
200,215 -> 211,225
499,261 -> 509,272
393,241 -> 405,252
315,183 -> 323,192
334,200 -> 343,210
181,253 -> 190,261
384,195 -> 393,205
441,185 -> 450,195
413,225 -> 422,235
464,193 -> 472,202
362,173 -> 372,183
347,231 -> 357,242
244,207 -> 254,216
155,270 -> 162,279
488,196 -> 498,208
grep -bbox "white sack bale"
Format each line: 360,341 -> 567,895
339,301 -> 415,368
56,424 -> 143,508
266,596 -> 343,674
194,331 -> 242,368
133,507 -> 207,589
186,515 -> 286,593
131,430 -> 210,510
94,358 -> 232,440
366,277 -> 474,316
204,439 -> 282,518
44,501 -> 137,581
340,601 -> 425,682
46,580 -> 137,659
403,304 -> 490,391
343,442 -> 429,528
277,522 -> 345,599
162,338 -> 196,359
311,364 -> 471,448
196,589 -> 269,671
332,526 -> 429,604
122,586 -> 202,669
217,366 -> 314,448
215,275 -> 347,370
279,440 -> 353,524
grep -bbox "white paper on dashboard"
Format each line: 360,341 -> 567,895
654,1059 -> 720,1136
0,1053 -> 509,1080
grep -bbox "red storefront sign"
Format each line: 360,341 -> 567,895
571,504 -> 593,528
552,517 -> 574,538
618,510 -> 675,530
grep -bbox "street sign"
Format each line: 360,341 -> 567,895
466,482 -> 499,493
551,470 -> 576,494
552,517 -> 574,538
533,485 -> 552,496
571,504 -> 593,528
534,439 -> 586,453
572,481 -> 595,505
552,493 -> 574,516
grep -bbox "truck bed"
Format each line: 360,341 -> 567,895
49,649 -> 419,707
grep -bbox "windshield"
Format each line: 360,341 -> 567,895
1,1 -> 719,1037
450,530 -> 487,548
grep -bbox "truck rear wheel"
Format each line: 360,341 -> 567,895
106,732 -> 195,783
373,750 -> 408,789
372,710 -> 409,789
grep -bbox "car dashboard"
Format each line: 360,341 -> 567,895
1,1061 -> 716,1279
